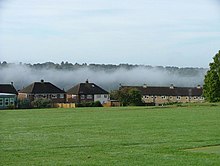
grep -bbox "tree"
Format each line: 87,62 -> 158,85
111,87 -> 144,106
203,50 -> 220,102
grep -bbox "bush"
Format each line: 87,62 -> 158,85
76,101 -> 103,107
17,99 -> 32,109
31,98 -> 52,108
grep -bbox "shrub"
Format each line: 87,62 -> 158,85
76,101 -> 103,107
31,98 -> 52,108
17,99 -> 32,109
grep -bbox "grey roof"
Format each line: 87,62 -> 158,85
67,82 -> 109,95
19,81 -> 65,94
0,84 -> 18,95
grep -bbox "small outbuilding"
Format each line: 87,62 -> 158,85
0,84 -> 18,109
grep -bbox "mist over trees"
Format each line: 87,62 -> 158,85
0,61 -> 207,91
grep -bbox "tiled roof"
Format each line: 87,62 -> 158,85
67,82 -> 109,95
121,86 -> 203,96
19,81 -> 65,94
0,84 -> 18,95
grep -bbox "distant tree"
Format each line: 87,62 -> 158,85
203,50 -> 220,102
128,88 -> 144,106
111,87 -> 144,106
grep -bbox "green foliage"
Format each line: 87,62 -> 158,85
17,99 -> 31,109
111,87 -> 144,106
1,106 -> 220,165
203,50 -> 220,102
76,101 -> 103,107
31,98 -> 52,108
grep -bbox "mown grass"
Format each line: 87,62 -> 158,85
1,105 -> 220,165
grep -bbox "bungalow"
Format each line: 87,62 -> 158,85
18,80 -> 66,103
120,84 -> 204,105
67,80 -> 110,104
0,83 -> 18,109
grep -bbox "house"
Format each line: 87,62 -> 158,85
120,84 -> 204,105
0,83 -> 18,109
18,80 -> 66,103
67,80 -> 110,104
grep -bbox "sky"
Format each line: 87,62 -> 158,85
0,0 -> 220,67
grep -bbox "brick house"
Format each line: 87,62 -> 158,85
120,84 -> 204,105
0,83 -> 18,109
18,80 -> 66,103
67,80 -> 110,104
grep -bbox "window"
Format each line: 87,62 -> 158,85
51,94 -> 57,99
0,98 -> 3,106
81,95 -> 85,99
194,97 -> 198,100
200,97 -> 204,100
10,98 -> 14,105
72,95 -> 77,99
145,96 -> 149,99
104,95 -> 108,98
87,95 -> 93,99
60,94 -> 64,99
5,98 -> 9,106
161,96 -> 167,99
96,95 -> 101,98
177,96 -> 181,100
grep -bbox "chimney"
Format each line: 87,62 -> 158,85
170,84 -> 174,89
197,85 -> 201,89
41,79 -> 44,83
85,79 -> 89,83
11,82 -> 13,85
143,84 -> 147,88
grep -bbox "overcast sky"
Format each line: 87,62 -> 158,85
0,0 -> 219,67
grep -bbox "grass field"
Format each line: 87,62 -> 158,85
1,104 -> 220,165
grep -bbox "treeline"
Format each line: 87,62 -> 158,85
0,61 -> 207,76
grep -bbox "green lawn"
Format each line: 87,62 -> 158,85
1,105 -> 220,165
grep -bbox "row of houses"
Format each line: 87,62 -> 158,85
0,80 -> 204,109
0,80 -> 110,109
120,84 -> 204,105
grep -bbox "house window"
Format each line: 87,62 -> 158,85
177,96 -> 181,100
151,96 -> 154,98
96,95 -> 101,98
200,97 -> 204,100
72,95 -> 76,99
43,94 -> 47,98
104,95 -> 108,98
87,95 -> 93,99
81,95 -> 85,99
0,98 -> 3,106
5,98 -> 9,106
10,98 -> 14,105
161,96 -> 167,99
145,96 -> 149,99
60,94 -> 64,99
170,96 -> 173,99
51,94 -> 57,99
